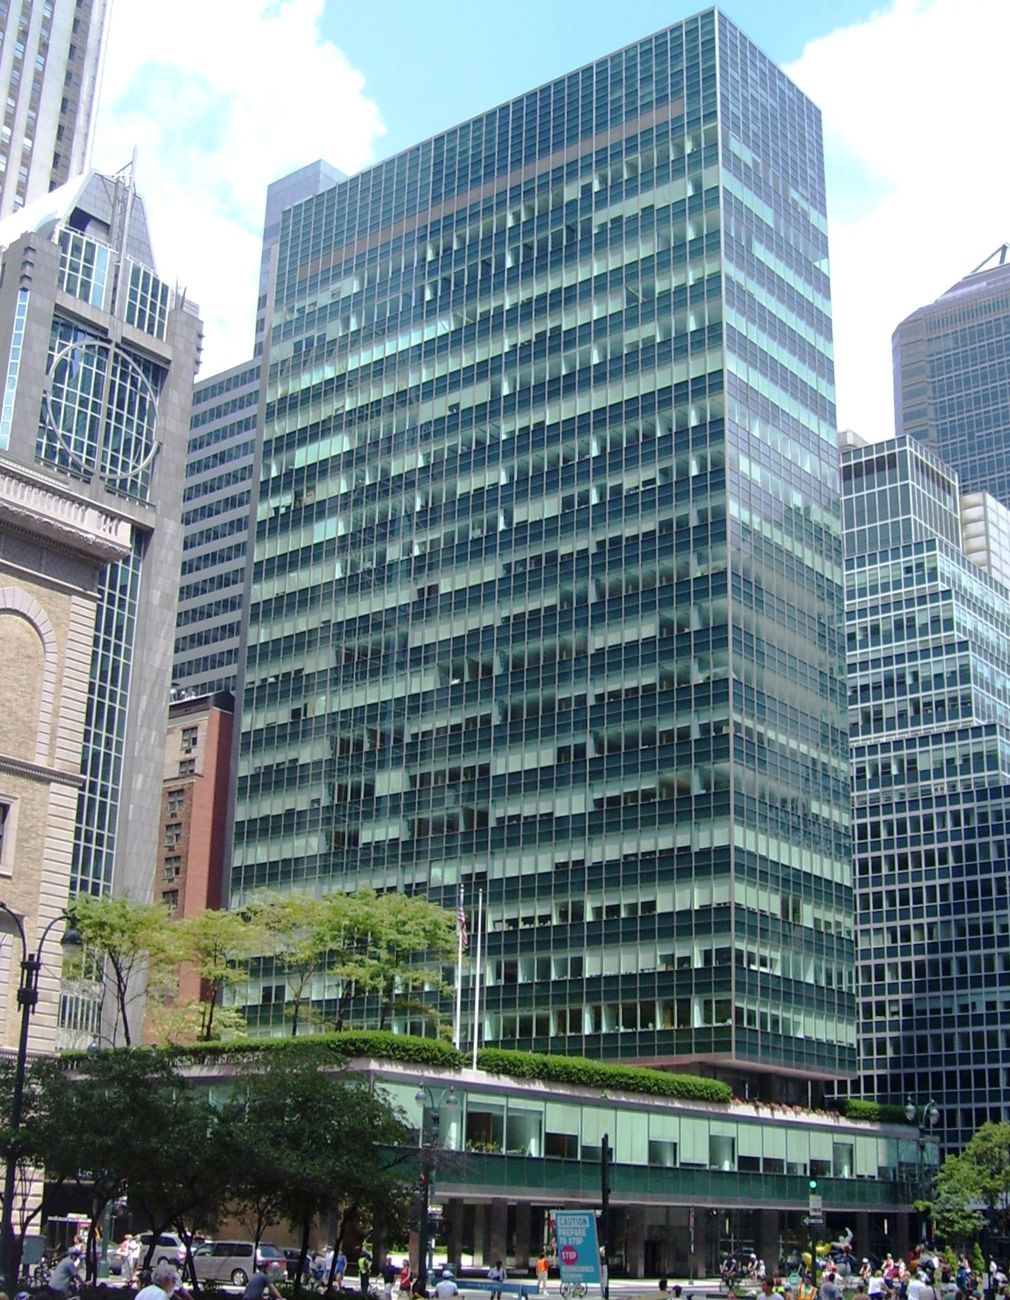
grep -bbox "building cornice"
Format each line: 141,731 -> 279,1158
0,460 -> 132,563
0,753 -> 85,787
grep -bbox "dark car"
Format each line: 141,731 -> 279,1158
283,1248 -> 309,1282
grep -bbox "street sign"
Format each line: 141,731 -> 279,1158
554,1211 -> 602,1286
808,1194 -> 823,1214
803,1215 -> 824,1228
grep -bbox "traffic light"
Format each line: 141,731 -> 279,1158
808,1179 -> 818,1191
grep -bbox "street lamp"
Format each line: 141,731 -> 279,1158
904,1097 -> 941,1242
414,1084 -> 458,1289
0,902 -> 81,1288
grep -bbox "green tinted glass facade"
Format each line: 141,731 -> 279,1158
233,9 -> 853,1083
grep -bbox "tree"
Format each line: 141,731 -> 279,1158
933,1152 -> 987,1248
244,893 -> 329,1037
173,907 -> 264,1041
228,1053 -> 413,1298
933,1123 -> 1010,1247
71,894 -> 182,1045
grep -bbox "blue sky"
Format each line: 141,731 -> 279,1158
92,0 -> 1010,440
325,0 -> 882,159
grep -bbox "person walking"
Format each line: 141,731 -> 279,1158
536,1254 -> 549,1295
358,1249 -> 373,1295
382,1257 -> 398,1300
488,1261 -> 507,1300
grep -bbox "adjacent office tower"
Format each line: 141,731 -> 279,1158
843,431 -> 1010,1150
0,169 -> 202,1042
173,163 -> 343,700
0,0 -> 110,219
233,10 -> 852,1091
894,247 -> 1010,506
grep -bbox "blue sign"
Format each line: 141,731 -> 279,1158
554,1212 -> 601,1286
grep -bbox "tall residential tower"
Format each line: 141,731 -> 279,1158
233,10 -> 852,1092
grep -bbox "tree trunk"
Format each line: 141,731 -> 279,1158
294,1215 -> 312,1300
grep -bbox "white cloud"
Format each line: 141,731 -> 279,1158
786,0 -> 1010,442
91,0 -> 385,375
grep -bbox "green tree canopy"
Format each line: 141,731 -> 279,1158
71,894 -> 182,1045
933,1123 -> 1010,1246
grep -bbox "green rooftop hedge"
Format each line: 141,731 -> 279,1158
838,1098 -> 911,1124
83,1030 -> 730,1103
475,1047 -> 732,1103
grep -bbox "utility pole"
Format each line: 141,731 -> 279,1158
601,1133 -> 611,1300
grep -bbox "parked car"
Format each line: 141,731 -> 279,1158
283,1248 -> 309,1282
192,1240 -> 285,1286
137,1232 -> 188,1271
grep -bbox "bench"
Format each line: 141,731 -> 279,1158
450,1282 -> 533,1299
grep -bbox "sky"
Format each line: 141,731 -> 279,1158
91,0 -> 1010,441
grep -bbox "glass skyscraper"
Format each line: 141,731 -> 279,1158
843,431 -> 1010,1150
233,9 -> 853,1090
894,249 -> 1010,506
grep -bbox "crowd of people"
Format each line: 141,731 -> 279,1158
720,1245 -> 1010,1300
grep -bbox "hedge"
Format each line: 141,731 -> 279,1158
838,1098 -> 911,1124
160,1030 -> 464,1070
475,1047 -> 732,1103
74,1031 -> 731,1104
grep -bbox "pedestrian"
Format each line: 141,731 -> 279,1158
134,1261 -> 188,1300
489,1260 -> 507,1300
47,1246 -> 83,1298
434,1270 -> 458,1300
820,1272 -> 843,1300
336,1251 -> 347,1289
359,1249 -> 373,1295
536,1254 -> 549,1295
797,1274 -> 817,1300
383,1257 -> 398,1300
399,1261 -> 412,1297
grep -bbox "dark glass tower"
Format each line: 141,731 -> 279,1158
232,9 -> 852,1089
894,249 -> 1010,506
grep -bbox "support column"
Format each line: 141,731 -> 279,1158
446,1200 -> 464,1271
757,1210 -> 779,1273
689,1209 -> 706,1282
625,1206 -> 645,1278
489,1202 -> 508,1268
514,1204 -> 532,1274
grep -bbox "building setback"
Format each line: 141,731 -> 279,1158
0,0 -> 109,219
0,169 -> 202,1044
232,9 -> 852,1092
894,249 -> 1010,506
843,431 -> 1010,1151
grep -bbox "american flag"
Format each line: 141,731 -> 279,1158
457,894 -> 469,950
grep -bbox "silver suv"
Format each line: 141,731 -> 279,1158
192,1241 -> 285,1286
137,1233 -> 188,1270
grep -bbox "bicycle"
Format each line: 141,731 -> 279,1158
30,1256 -> 54,1288
559,1284 -> 588,1299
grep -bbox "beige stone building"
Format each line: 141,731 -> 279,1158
0,457 -> 130,1052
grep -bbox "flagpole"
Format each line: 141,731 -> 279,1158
471,888 -> 483,1069
453,884 -> 464,1049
